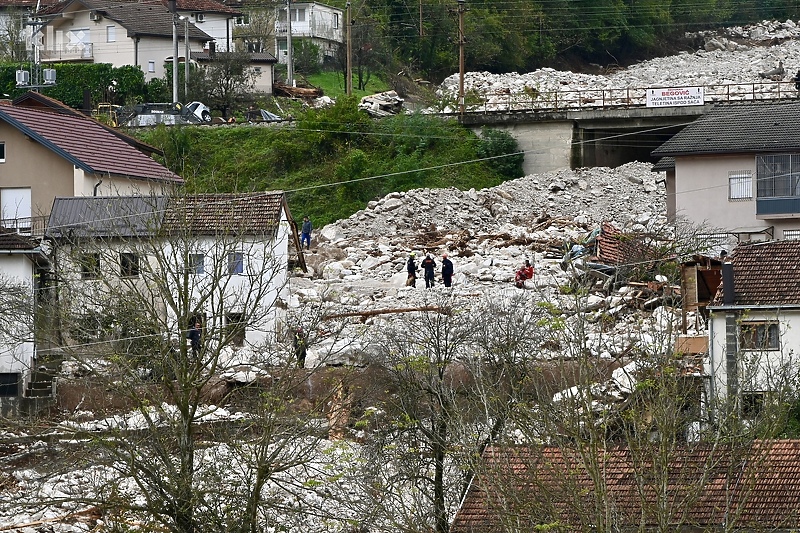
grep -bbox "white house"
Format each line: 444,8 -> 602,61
706,240 -> 800,422
0,229 -> 49,401
45,193 -> 302,354
652,101 -> 800,242
171,0 -> 241,52
274,2 -> 342,63
36,0 -> 213,81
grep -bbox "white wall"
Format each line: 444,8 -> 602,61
708,308 -> 800,410
0,255 -> 35,391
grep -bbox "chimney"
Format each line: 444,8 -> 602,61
722,262 -> 735,305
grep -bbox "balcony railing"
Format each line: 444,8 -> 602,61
40,43 -> 93,62
756,197 -> 800,217
1,216 -> 49,237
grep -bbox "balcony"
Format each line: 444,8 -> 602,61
756,196 -> 800,218
1,216 -> 49,237
40,43 -> 93,62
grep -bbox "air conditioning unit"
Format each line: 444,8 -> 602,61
15,70 -> 29,86
195,13 -> 205,22
89,11 -> 102,21
43,69 -> 56,85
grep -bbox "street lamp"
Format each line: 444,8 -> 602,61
168,0 -> 178,103
180,15 -> 189,100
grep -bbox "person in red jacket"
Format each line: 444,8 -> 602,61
515,260 -> 534,288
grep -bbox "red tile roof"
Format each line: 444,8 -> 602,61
716,240 -> 800,306
12,91 -> 163,157
0,105 -> 182,183
0,228 -> 39,250
163,192 -> 288,235
453,441 -> 800,533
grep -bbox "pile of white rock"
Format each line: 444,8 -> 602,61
433,20 -> 800,112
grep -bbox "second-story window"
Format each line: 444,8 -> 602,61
80,253 -> 101,279
757,154 -> 800,198
333,13 -> 339,28
120,252 -> 140,278
0,142 -> 5,163
187,253 -> 205,274
148,61 -> 155,73
228,252 -> 244,275
728,170 -> 752,201
106,25 -> 116,42
739,322 -> 780,351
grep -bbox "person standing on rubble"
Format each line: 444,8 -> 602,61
406,252 -> 418,287
441,253 -> 454,287
300,216 -> 312,250
420,253 -> 437,289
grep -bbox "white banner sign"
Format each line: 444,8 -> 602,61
646,87 -> 704,107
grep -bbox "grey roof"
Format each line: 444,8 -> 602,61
651,156 -> 674,172
41,0 -> 212,41
651,100 -> 800,157
47,193 -> 289,239
47,196 -> 168,239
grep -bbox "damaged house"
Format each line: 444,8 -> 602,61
706,240 -> 800,423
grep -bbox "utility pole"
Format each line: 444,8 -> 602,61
168,0 -> 178,103
346,1 -> 352,95
457,0 -> 466,115
419,0 -> 423,36
286,0 -> 294,87
183,16 -> 189,100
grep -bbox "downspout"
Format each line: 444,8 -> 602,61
93,178 -> 103,196
708,315 -> 716,427
227,15 -> 231,51
134,36 -> 140,69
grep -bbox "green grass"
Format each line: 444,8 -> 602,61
302,70 -> 390,99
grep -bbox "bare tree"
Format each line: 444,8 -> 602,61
3,192 -> 338,533
0,9 -> 29,62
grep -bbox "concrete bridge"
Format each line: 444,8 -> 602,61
452,79 -> 800,175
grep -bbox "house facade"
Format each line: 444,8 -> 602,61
171,0 -> 241,52
36,0 -> 212,80
706,240 -> 800,421
652,101 -> 800,242
46,193 -> 299,352
0,229 -> 49,403
0,100 -> 182,230
274,2 -> 342,63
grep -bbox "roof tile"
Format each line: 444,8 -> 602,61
0,105 -> 181,183
716,240 -> 800,305
652,101 -> 800,157
453,441 -> 800,533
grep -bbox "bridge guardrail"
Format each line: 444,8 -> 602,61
457,79 -> 800,114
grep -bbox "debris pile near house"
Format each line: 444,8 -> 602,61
358,91 -> 405,117
273,82 -> 324,99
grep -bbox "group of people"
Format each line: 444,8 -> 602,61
407,252 -> 454,288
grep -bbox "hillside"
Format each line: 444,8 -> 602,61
132,100 -> 522,227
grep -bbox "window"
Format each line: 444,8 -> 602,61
757,154 -> 800,198
106,25 -> 116,42
333,13 -> 339,28
739,322 -> 780,351
0,142 -> 5,163
80,253 -> 101,279
120,252 -> 140,277
295,8 -> 305,22
784,229 -> 800,240
742,392 -> 766,419
0,373 -> 19,397
228,252 -> 243,275
254,66 -> 262,74
188,254 -> 205,274
148,60 -> 155,73
225,312 -> 245,346
234,13 -> 249,25
728,170 -> 752,200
